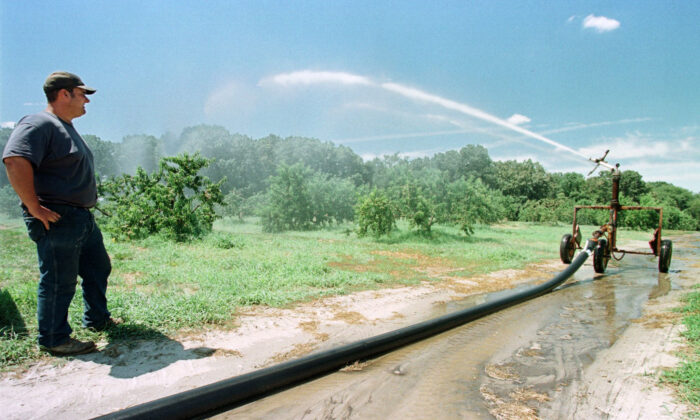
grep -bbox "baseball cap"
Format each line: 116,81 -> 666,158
43,71 -> 96,95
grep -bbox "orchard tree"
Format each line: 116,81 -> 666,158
551,172 -> 586,201
98,153 -> 224,241
306,173 -> 358,225
494,159 -> 552,201
446,177 -> 504,235
620,170 -> 648,203
261,164 -> 313,232
355,190 -> 396,238
398,182 -> 436,234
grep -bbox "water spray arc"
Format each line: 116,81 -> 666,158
379,82 -> 609,168
268,71 -> 616,169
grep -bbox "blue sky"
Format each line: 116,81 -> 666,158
2,1 -> 698,191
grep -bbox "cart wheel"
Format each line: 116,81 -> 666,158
560,234 -> 575,264
659,239 -> 672,273
593,238 -> 609,273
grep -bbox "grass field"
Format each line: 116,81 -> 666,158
662,286 -> 700,413
0,215 -> 659,369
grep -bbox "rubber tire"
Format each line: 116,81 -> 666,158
659,239 -> 672,273
593,239 -> 609,274
560,234 -> 575,264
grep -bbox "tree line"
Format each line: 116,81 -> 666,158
1,125 -> 698,239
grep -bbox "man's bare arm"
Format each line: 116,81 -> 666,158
3,156 -> 60,229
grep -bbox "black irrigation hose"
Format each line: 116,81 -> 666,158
97,240 -> 596,420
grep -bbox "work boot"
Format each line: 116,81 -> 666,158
87,317 -> 124,332
43,338 -> 96,356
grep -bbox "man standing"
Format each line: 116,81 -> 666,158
3,71 -> 115,355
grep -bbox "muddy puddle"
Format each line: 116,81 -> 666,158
216,234 -> 698,419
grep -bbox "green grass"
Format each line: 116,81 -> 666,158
662,286 -> 700,415
0,216 -> 659,370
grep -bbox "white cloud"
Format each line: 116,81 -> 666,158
506,114 -> 531,125
262,70 -> 372,87
570,132 -> 699,191
1,121 -> 16,129
567,16 -> 576,24
583,14 -> 620,33
577,134 -> 679,160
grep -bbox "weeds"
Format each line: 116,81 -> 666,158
662,286 -> 700,411
0,217 -> 657,370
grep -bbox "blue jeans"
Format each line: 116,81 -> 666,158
23,204 -> 111,347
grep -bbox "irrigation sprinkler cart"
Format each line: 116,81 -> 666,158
559,159 -> 673,273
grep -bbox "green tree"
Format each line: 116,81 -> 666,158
355,190 -> 396,238
445,177 -> 504,235
398,182 -> 436,234
646,181 -> 694,211
261,164 -> 313,232
620,170 -> 648,203
98,153 -> 224,241
518,197 -> 573,224
306,173 -> 358,226
687,196 -> 700,226
494,159 -> 553,201
551,172 -> 586,201
583,171 -> 614,205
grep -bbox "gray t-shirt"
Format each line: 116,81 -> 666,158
2,111 -> 97,207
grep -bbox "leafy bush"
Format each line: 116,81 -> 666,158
619,193 -> 697,231
261,164 -> 313,232
97,153 -> 224,241
664,207 -> 698,231
518,197 -> 573,224
398,182 -> 436,235
619,193 -> 660,230
355,190 -> 396,238
261,164 -> 358,232
307,172 -> 358,226
443,177 -> 504,235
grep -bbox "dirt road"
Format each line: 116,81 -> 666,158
1,233 -> 696,419
219,234 -> 697,419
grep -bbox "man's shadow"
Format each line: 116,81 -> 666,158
82,323 -> 220,379
0,289 -> 27,337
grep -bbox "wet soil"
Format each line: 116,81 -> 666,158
219,233 -> 698,419
1,234 -> 696,419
